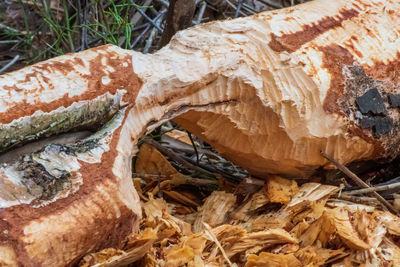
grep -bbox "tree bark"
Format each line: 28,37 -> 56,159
1,0 -> 400,265
159,0 -> 197,47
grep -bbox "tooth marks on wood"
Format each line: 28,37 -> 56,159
355,88 -> 387,115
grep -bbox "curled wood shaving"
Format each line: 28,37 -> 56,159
80,145 -> 400,266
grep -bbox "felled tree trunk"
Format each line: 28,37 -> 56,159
1,0 -> 400,265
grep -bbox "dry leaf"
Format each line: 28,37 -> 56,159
136,143 -> 179,177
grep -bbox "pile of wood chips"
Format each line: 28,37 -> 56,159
79,131 -> 400,267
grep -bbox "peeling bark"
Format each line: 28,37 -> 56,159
1,0 -> 400,265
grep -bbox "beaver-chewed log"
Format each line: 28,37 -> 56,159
1,0 -> 400,265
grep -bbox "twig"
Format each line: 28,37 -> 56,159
0,55 -> 20,74
119,0 -> 153,46
0,40 -> 19,46
181,155 -> 243,182
156,0 -> 169,7
193,1 -> 207,25
344,181 -> 400,195
225,0 -> 246,16
186,131 -> 200,165
143,138 -> 214,176
334,194 -> 379,206
130,0 -> 163,32
0,23 -> 20,34
321,151 -> 398,214
131,0 -> 154,25
81,0 -> 89,50
133,173 -> 166,180
131,10 -> 165,49
131,23 -> 152,49
132,22 -> 152,31
143,9 -> 166,53
242,3 -> 258,14
234,0 -> 243,18
162,134 -> 221,159
258,0 -> 283,9
132,172 -> 218,186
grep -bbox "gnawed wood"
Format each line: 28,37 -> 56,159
1,0 -> 400,265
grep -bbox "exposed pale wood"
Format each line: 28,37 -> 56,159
1,0 -> 400,265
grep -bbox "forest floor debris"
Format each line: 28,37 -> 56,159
79,130 -> 400,266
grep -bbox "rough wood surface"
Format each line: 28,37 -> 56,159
1,0 -> 400,265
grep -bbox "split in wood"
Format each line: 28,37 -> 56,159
132,172 -> 218,187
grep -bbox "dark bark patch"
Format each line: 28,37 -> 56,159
356,88 -> 387,115
388,93 -> 400,108
359,117 -> 375,129
319,44 -> 400,158
374,117 -> 393,137
359,116 -> 393,137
